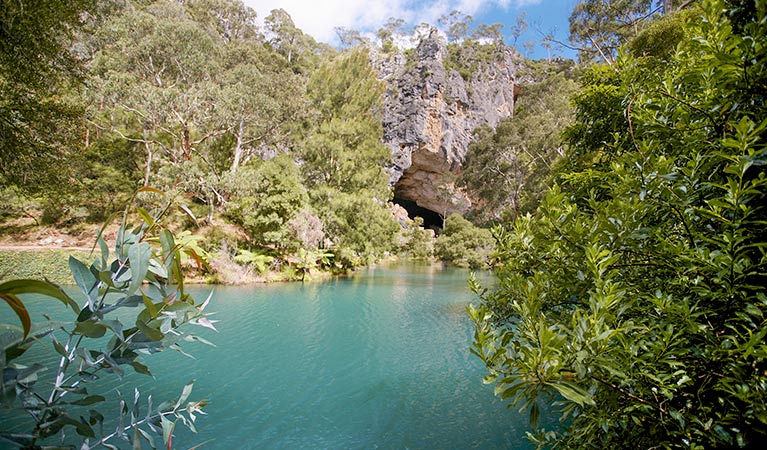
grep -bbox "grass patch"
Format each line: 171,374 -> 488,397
0,249 -> 94,285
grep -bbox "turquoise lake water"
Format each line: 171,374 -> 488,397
1,263 -> 542,449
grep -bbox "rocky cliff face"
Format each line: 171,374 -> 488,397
373,30 -> 525,222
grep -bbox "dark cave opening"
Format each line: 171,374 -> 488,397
393,196 -> 443,230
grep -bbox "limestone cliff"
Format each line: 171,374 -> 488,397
373,30 -> 526,221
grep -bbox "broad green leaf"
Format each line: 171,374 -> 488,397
52,339 -> 67,357
135,318 -> 164,342
73,320 -> 107,339
15,363 -> 45,384
102,320 -> 125,341
69,256 -> 99,308
0,279 -> 79,313
130,361 -> 152,376
2,322 -> 64,362
148,258 -> 168,279
0,293 -> 31,338
175,381 -> 194,408
530,401 -> 540,429
159,230 -> 175,273
127,242 -> 151,296
142,296 -> 159,319
98,236 -> 110,266
136,207 -> 154,228
552,382 -> 594,406
68,395 -> 106,406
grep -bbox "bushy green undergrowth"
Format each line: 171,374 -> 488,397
470,1 -> 767,447
0,250 -> 93,285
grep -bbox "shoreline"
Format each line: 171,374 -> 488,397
0,247 -> 443,286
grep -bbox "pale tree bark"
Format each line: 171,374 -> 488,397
231,118 -> 245,173
143,128 -> 152,187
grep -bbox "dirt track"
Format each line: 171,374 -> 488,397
0,245 -> 93,251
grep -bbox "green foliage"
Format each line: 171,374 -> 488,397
435,214 -> 494,268
88,0 -> 306,222
0,0 -> 93,194
471,1 -> 767,447
461,64 -> 578,219
234,248 -> 276,274
299,47 -> 391,198
0,249 -> 93,285
293,45 -> 398,263
224,155 -> 309,249
569,0 -> 656,64
400,217 -> 435,259
0,191 -> 214,448
627,8 -> 691,63
264,8 -> 325,72
293,248 -> 335,281
313,189 -> 400,260
444,41 -> 502,82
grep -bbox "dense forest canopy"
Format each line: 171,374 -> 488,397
2,0 -> 536,279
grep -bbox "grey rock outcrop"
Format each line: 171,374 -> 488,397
373,29 -> 525,218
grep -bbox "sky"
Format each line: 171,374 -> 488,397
242,0 -> 580,60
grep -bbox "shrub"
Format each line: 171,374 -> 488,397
469,2 -> 767,447
435,213 -> 493,268
400,217 -> 434,259
0,191 -> 214,449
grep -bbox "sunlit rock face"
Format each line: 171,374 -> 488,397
373,29 -> 524,219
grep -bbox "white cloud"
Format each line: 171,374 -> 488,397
243,0 -> 540,44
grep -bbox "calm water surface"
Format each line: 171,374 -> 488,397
3,263 -> 538,449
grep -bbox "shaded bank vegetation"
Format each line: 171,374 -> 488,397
471,0 -> 767,448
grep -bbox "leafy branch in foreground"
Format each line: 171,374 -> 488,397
470,1 -> 767,448
0,189 -> 217,449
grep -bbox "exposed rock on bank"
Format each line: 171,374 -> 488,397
374,30 -> 526,220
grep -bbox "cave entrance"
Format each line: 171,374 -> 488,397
393,196 -> 443,230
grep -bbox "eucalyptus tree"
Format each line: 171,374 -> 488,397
219,42 -> 308,174
438,10 -> 473,42
299,47 -> 390,198
0,0 -> 94,194
472,23 -> 505,44
186,0 -> 262,42
298,47 -> 397,258
264,8 -> 323,72
460,63 -> 578,220
224,154 -> 310,249
91,1 -> 226,188
377,17 -> 408,51
509,12 -> 528,47
569,0 -> 657,63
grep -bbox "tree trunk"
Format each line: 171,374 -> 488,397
231,118 -> 245,173
143,128 -> 152,187
182,127 -> 192,160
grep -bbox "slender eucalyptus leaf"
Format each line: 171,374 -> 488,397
127,242 -> 151,296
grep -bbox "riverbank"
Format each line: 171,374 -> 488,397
0,218 -> 443,286
0,248 -> 94,284
0,247 -> 346,286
